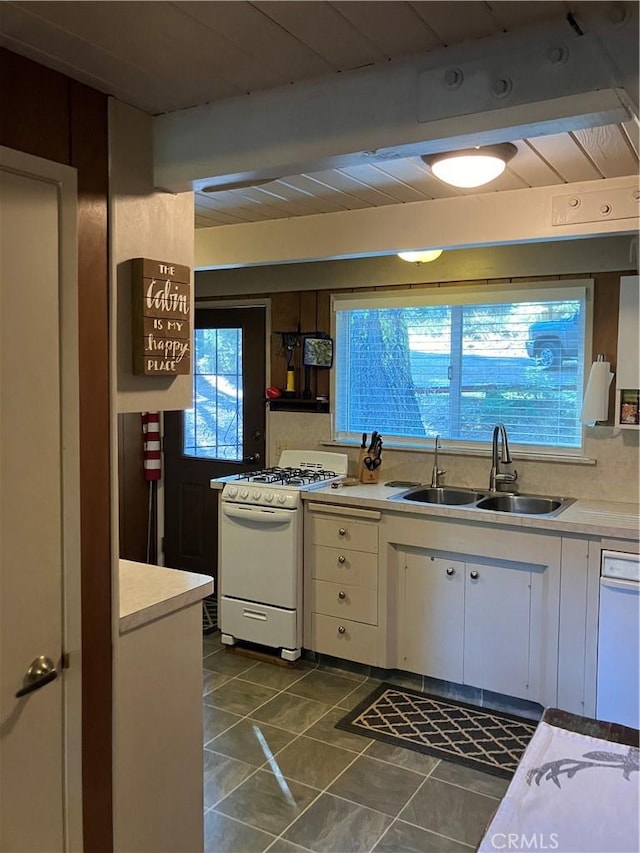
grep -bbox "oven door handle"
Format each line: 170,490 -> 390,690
222,504 -> 293,524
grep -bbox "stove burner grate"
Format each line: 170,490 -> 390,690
237,466 -> 338,487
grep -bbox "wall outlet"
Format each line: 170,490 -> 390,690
275,440 -> 288,458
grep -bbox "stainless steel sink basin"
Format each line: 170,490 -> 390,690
389,485 -> 574,516
394,486 -> 484,506
475,494 -> 571,515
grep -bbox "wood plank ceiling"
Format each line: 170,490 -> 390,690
1,1 -> 638,228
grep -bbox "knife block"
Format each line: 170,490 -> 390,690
358,449 -> 381,484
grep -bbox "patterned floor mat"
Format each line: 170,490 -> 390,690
336,682 -> 538,778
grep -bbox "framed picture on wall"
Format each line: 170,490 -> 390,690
303,335 -> 333,368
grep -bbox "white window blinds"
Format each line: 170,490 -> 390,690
333,283 -> 590,452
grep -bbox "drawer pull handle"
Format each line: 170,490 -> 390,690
243,609 -> 267,621
446,567 -> 455,576
470,570 -> 479,580
337,555 -> 346,564
338,527 -> 347,536
338,590 -> 346,600
338,625 -> 346,634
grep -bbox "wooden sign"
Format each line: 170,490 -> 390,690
131,258 -> 191,376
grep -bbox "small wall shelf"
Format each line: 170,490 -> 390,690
267,398 -> 330,413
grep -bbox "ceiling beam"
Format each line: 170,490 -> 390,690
194,176 -> 639,269
195,237 -> 635,298
154,9 -> 638,193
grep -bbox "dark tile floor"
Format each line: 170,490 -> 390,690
202,633 -> 510,853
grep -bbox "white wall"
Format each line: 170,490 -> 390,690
110,98 -> 195,414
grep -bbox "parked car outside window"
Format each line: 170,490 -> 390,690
525,313 -> 581,368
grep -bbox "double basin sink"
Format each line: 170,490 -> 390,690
389,486 -> 574,517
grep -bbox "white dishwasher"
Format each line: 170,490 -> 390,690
596,549 -> 640,728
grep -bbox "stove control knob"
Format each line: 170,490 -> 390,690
252,489 -> 261,500
277,493 -> 287,504
240,489 -> 249,499
227,487 -> 238,499
265,492 -> 274,502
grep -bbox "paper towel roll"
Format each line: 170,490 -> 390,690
580,360 -> 614,426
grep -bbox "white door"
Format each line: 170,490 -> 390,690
0,149 -> 81,851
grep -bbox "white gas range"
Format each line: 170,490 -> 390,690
216,451 -> 348,660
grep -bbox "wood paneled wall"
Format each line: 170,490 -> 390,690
1,47 -> 112,852
269,290 -> 332,397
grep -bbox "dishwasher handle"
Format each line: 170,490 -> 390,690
600,577 -> 640,593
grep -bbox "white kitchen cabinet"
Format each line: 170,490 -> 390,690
464,561 -> 531,697
398,549 -> 543,702
402,555 -> 464,682
116,561 -> 213,853
304,503 -> 381,665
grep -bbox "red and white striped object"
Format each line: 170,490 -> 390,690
142,412 -> 161,481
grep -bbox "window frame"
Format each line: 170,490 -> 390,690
330,278 -> 594,458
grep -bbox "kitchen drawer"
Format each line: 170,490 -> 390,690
221,596 -> 297,649
312,545 -> 378,588
312,516 -> 378,553
310,614 -> 378,666
311,579 -> 377,625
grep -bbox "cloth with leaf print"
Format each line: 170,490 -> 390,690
479,721 -> 639,853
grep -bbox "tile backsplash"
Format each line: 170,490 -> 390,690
268,412 -> 639,504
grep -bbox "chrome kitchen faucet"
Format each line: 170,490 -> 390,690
430,434 -> 446,487
489,423 -> 518,493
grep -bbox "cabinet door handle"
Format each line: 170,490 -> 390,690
337,554 -> 346,564
470,570 -> 479,580
446,567 -> 455,576
338,625 -> 346,634
338,527 -> 347,536
338,590 -> 346,600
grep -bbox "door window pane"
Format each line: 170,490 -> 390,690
183,327 -> 243,459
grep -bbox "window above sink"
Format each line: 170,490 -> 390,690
332,279 -> 592,458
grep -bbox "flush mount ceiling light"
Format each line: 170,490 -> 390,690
422,143 -> 517,189
397,249 -> 443,264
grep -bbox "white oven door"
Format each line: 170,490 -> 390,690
220,503 -> 299,608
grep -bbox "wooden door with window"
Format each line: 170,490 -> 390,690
163,307 -> 266,587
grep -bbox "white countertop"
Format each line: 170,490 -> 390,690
302,482 -> 640,541
119,559 -> 214,635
